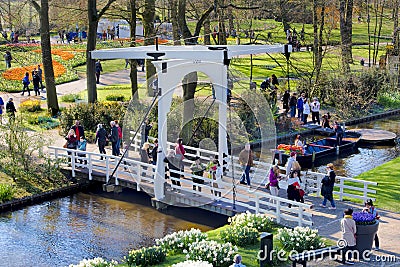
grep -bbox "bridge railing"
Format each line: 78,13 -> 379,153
49,145 -> 312,227
168,168 -> 313,226
49,146 -> 156,192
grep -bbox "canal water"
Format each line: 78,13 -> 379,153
0,189 -> 221,267
312,115 -> 400,176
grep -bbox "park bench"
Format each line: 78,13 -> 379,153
289,245 -> 343,267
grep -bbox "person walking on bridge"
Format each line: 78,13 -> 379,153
239,143 -> 253,187
320,163 -> 336,210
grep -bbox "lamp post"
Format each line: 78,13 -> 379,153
284,44 -> 291,91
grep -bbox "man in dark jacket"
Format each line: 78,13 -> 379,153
71,120 -> 85,140
109,120 -> 120,156
95,60 -> 103,84
289,93 -> 297,118
6,98 -> 17,122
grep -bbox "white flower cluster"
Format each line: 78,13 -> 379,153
68,257 -> 118,267
172,260 -> 213,267
185,240 -> 237,266
156,228 -> 207,253
277,226 -> 325,252
228,211 -> 273,231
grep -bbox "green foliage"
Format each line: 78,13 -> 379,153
59,102 -> 126,137
220,225 -> 259,247
26,114 -> 60,129
378,91 -> 400,109
125,246 -> 166,267
0,184 -> 15,203
105,94 -> 126,101
0,119 -> 69,195
61,94 -> 81,103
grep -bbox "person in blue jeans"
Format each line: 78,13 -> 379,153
238,143 -> 253,186
320,163 -> 336,209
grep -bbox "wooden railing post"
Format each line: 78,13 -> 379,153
71,150 -> 76,178
363,183 -> 368,200
339,178 -> 344,201
105,157 -> 110,184
88,153 -> 92,181
276,201 -> 281,224
255,196 -> 260,214
137,163 -> 142,191
298,206 -> 304,227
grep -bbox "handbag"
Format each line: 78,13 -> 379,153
299,189 -> 305,197
63,142 -> 68,148
265,182 -> 270,190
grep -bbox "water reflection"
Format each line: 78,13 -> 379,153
0,192 -> 213,267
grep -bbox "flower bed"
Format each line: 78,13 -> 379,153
276,144 -> 304,155
277,226 -> 325,253
220,225 -> 259,246
2,60 -> 66,81
156,228 -> 207,254
172,260 -> 213,267
19,99 -> 41,112
32,49 -> 75,60
68,257 -> 118,267
185,240 -> 237,267
125,246 -> 166,267
353,212 -> 376,225
228,210 -> 274,232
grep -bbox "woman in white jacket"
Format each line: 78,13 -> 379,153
302,98 -> 310,124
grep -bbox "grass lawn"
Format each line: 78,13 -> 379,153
351,157 -> 400,213
73,59 -> 126,76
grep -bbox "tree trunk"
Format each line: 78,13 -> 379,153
339,0 -> 354,72
170,0 -> 181,45
394,0 -> 399,54
279,0 -> 290,32
129,0 -> 138,99
374,0 -> 386,64
87,0 -> 98,103
143,0 -> 156,96
30,0 -> 59,115
204,17 -> 211,45
40,0 -> 59,115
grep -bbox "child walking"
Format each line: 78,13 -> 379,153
340,208 -> 356,265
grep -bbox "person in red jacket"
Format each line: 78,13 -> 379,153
115,120 -> 123,155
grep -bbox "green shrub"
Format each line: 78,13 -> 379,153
59,102 -> 126,137
105,94 -> 125,101
220,225 -> 259,247
0,184 -> 15,203
61,94 -> 81,103
125,246 -> 166,267
26,114 -> 40,125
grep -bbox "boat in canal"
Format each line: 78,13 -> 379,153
275,131 -> 361,167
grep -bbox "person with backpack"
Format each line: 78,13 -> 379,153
320,163 -> 336,209
21,72 -> 31,96
4,51 -> 12,68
